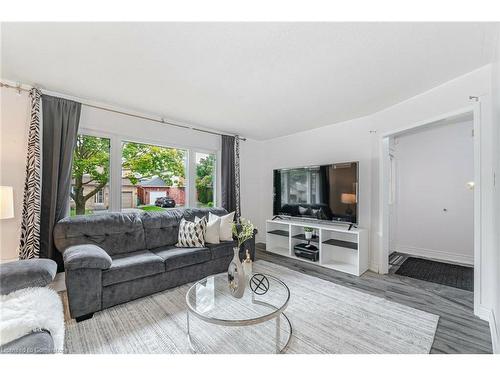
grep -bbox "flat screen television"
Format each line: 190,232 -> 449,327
273,162 -> 359,224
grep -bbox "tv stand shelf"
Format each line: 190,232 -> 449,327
292,233 -> 319,243
267,229 -> 290,237
265,219 -> 368,276
322,239 -> 357,250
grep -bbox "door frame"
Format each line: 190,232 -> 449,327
379,103 -> 482,317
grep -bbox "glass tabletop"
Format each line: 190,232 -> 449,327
186,273 -> 290,325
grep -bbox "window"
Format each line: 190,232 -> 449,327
195,152 -> 216,208
94,189 -> 104,204
310,170 -> 319,203
69,133 -> 218,215
280,167 -> 320,205
70,134 -> 110,216
121,141 -> 187,211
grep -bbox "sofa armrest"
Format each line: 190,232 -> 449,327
0,259 -> 57,295
63,244 -> 112,271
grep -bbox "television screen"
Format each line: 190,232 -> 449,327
273,162 -> 359,224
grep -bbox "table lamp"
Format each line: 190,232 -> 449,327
0,186 -> 14,219
341,193 -> 356,216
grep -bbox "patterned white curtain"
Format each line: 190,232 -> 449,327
19,88 -> 42,259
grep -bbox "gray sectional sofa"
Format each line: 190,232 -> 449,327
53,207 -> 256,321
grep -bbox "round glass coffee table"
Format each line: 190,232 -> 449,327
186,273 -> 292,354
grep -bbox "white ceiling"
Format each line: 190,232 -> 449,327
1,22 -> 498,140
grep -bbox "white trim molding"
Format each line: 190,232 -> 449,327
369,262 -> 379,273
476,305 -> 499,353
379,104 -> 483,319
489,308 -> 499,354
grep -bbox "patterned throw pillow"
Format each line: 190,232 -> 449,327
176,217 -> 207,247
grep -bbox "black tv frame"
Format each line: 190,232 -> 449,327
272,161 -> 359,225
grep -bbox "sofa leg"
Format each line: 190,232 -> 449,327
75,313 -> 94,323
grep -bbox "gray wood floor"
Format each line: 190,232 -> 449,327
255,245 -> 492,354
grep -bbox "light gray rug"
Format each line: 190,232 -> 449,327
65,261 -> 439,354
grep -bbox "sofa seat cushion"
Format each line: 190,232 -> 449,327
102,250 -> 165,287
207,241 -> 236,260
151,246 -> 211,271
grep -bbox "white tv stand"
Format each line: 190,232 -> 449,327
265,218 -> 368,276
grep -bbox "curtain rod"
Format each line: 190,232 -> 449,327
0,81 -> 247,141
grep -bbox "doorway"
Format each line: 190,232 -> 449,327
380,105 -> 481,315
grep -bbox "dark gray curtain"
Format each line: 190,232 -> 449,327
40,95 -> 81,269
221,135 -> 240,217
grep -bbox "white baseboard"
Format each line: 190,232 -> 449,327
395,244 -> 474,266
475,305 -> 499,354
488,308 -> 499,354
476,305 -> 491,321
369,262 -> 379,273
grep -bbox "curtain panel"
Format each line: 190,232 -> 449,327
221,135 -> 241,218
19,88 -> 42,260
39,95 -> 81,269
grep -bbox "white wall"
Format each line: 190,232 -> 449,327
0,88 -> 29,261
239,139 -> 263,226
391,120 -> 474,265
79,106 -> 221,152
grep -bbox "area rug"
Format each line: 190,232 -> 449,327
395,257 -> 473,292
64,261 -> 439,354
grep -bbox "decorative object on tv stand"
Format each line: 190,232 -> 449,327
304,227 -> 314,241
341,193 -> 357,216
0,186 -> 14,220
228,218 -> 255,298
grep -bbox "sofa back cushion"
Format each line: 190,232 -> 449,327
141,207 -> 228,249
140,209 -> 184,249
54,213 -> 146,256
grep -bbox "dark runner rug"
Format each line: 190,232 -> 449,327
395,257 -> 473,291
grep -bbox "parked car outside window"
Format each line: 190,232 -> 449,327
155,196 -> 176,208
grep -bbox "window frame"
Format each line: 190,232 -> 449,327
193,150 -> 218,208
74,127 -> 220,214
69,130 -> 113,215
120,138 -> 189,210
94,189 -> 104,204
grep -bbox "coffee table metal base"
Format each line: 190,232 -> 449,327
186,309 -> 292,354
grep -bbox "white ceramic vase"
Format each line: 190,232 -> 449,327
228,247 -> 246,298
